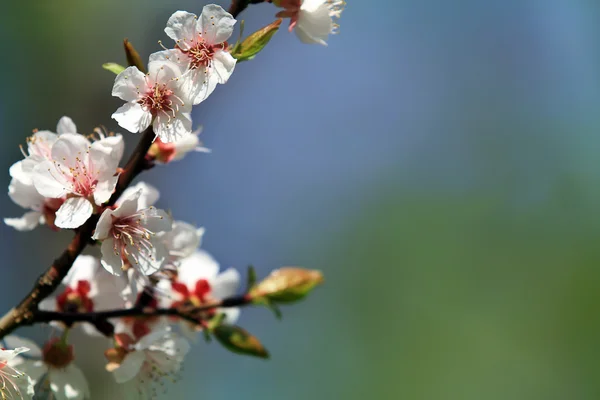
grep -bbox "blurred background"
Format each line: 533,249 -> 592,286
2,0 -> 600,399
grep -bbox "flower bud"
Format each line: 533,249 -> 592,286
231,19 -> 282,62
42,338 -> 74,369
213,324 -> 269,359
249,267 -> 324,304
123,39 -> 146,73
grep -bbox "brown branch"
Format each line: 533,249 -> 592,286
229,0 -> 268,18
31,295 -> 250,335
0,128 -> 156,339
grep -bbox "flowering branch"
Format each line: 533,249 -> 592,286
0,1 -> 343,397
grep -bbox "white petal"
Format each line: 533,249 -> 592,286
38,296 -> 58,312
211,268 -> 241,299
112,66 -> 147,102
149,49 -> 188,74
93,134 -> 125,167
3,337 -> 42,358
49,365 -> 90,400
165,11 -> 199,50
51,134 -> 91,167
63,255 -> 99,288
55,197 -> 93,229
92,209 -> 114,240
177,250 -> 219,286
154,112 -> 192,143
160,221 -> 202,259
112,189 -> 141,217
181,68 -> 207,105
56,116 -> 77,134
192,67 -> 219,104
198,4 -> 236,45
212,50 -> 236,84
112,350 -> 145,384
112,103 -> 152,134
32,161 -> 69,199
100,239 -> 123,276
4,211 -> 43,231
132,240 -> 167,276
0,347 -> 30,363
8,177 -> 44,209
172,133 -> 201,160
130,182 -> 160,209
295,4 -> 332,46
93,174 -> 119,205
142,208 -> 172,234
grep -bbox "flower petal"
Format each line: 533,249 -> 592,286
211,268 -> 241,299
165,11 -> 199,50
49,365 -> 90,400
154,112 -> 192,143
54,197 -> 93,229
63,255 -> 99,288
112,66 -> 147,102
112,350 -> 145,384
56,116 -> 77,134
112,103 -> 152,134
212,49 -> 236,84
100,239 -> 124,276
177,250 -> 219,286
32,161 -> 69,199
92,209 -> 114,240
4,211 -> 43,231
3,337 -> 42,358
198,4 -> 236,45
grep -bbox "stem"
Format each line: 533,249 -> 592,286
33,295 -> 250,327
229,0 -> 267,18
0,128 -> 156,339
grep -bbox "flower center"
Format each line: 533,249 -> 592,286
110,209 -> 157,267
50,150 -> 98,197
56,280 -> 94,313
171,279 -> 216,319
42,338 -> 74,369
182,37 -> 226,70
139,83 -> 181,121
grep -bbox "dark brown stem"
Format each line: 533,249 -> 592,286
0,128 -> 156,339
229,0 -> 267,18
32,295 -> 250,331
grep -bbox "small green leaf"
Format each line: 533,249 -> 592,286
231,19 -> 281,62
102,63 -> 126,75
246,265 -> 257,292
213,324 -> 269,359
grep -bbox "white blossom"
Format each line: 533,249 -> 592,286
38,255 -> 126,336
105,327 -> 190,398
111,61 -> 193,143
159,250 -> 240,339
92,185 -> 172,277
30,133 -> 124,229
276,0 -> 345,45
0,344 -> 34,399
158,221 -> 205,269
4,116 -> 79,231
150,6 -> 237,105
4,336 -> 89,400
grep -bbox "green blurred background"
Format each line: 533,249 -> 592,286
2,0 -> 600,399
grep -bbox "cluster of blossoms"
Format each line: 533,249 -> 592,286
1,1 -> 340,398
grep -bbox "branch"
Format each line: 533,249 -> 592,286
31,295 -> 250,333
0,128 -> 156,339
229,0 -> 267,18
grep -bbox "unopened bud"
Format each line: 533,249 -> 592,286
123,39 -> 146,73
249,267 -> 324,304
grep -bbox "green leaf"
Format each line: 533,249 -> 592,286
102,63 -> 126,75
246,265 -> 257,292
213,324 -> 269,358
231,19 -> 281,62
